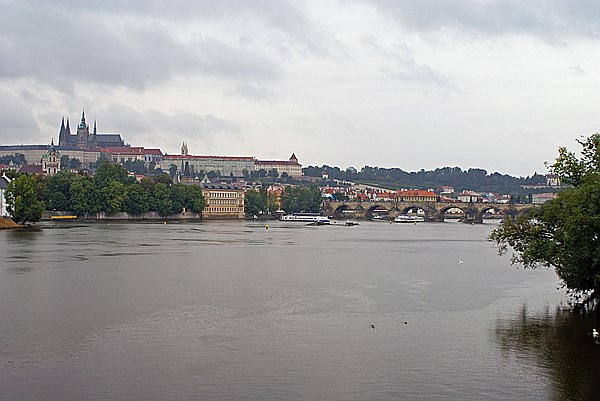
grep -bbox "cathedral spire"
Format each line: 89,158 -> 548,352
59,117 -> 67,147
79,109 -> 87,129
66,118 -> 71,133
93,120 -> 97,135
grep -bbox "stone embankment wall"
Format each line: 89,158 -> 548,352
43,211 -> 203,221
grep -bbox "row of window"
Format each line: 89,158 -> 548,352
206,192 -> 240,199
208,199 -> 241,206
206,207 -> 243,213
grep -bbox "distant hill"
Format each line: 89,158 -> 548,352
302,165 -> 548,194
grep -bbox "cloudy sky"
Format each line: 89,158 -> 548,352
1,0 -> 600,176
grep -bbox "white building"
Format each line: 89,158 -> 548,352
0,174 -> 11,217
254,153 -> 303,178
532,193 -> 557,204
457,190 -> 482,203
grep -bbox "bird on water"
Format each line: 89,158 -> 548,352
371,324 -> 375,330
593,329 -> 599,339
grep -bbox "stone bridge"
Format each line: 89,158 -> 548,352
322,200 -> 535,223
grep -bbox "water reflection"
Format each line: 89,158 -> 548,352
495,306 -> 600,401
2,229 -> 46,274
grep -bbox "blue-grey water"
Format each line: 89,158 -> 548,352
1,220 -> 599,401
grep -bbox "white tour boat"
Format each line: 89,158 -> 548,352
394,215 -> 425,223
279,213 -> 331,224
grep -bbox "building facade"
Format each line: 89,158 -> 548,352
254,153 -> 302,178
162,154 -> 255,178
41,140 -> 60,176
398,189 -> 437,202
198,183 -> 245,219
0,174 -> 11,217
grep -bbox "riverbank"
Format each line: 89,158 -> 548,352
0,217 -> 20,229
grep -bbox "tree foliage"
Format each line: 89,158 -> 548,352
4,174 -> 45,224
281,186 -> 322,213
490,134 -> 600,299
303,164 -> 546,194
38,162 -> 205,217
245,188 -> 267,216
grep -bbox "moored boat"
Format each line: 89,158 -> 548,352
279,213 -> 331,224
394,215 -> 425,223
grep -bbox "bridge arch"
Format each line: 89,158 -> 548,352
365,204 -> 390,220
432,205 -> 467,222
332,204 -> 350,218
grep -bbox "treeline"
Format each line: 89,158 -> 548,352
5,162 -> 205,222
303,165 -> 547,193
0,153 -> 26,165
245,186 -> 322,215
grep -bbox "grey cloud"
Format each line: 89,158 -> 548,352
0,90 -> 41,143
0,1 -> 293,91
570,64 -> 587,76
380,62 -> 457,92
233,82 -> 273,100
361,36 -> 458,92
366,0 -> 600,42
40,0 -> 333,52
97,104 -> 240,143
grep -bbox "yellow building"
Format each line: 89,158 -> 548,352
200,183 -> 245,219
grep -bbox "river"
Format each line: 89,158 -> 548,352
1,220 -> 599,400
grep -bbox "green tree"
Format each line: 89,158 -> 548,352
245,189 -> 266,216
154,173 -> 173,186
94,161 -> 132,188
123,160 -> 148,175
60,155 -> 70,169
124,183 -> 150,215
69,158 -> 82,170
281,186 -> 322,213
4,174 -> 44,223
45,171 -> 77,210
490,134 -> 600,302
182,185 -> 206,214
170,184 -> 186,214
153,183 -> 173,215
102,181 -> 128,214
69,178 -> 98,215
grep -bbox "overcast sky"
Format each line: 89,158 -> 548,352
1,0 -> 599,176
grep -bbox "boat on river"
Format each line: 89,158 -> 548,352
394,215 -> 425,223
279,213 -> 331,224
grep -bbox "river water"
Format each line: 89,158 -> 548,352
1,220 -> 599,401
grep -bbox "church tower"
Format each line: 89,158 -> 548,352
77,109 -> 90,148
42,139 -> 61,176
90,120 -> 98,148
181,142 -> 189,156
58,117 -> 67,147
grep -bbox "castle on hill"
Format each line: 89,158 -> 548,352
59,110 -> 125,149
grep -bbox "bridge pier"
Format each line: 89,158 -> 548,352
462,206 -> 483,224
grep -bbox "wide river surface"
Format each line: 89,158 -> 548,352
1,220 -> 599,400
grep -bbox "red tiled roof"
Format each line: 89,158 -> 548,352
398,189 -> 436,197
101,147 -> 144,154
18,164 -> 43,174
144,148 -> 163,155
163,155 -> 255,161
255,160 -> 299,165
